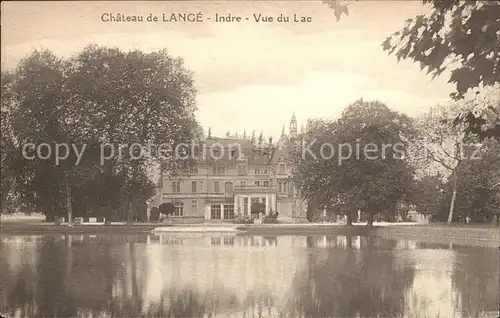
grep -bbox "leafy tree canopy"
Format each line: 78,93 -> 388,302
293,100 -> 417,226
322,0 -> 499,140
381,0 -> 500,139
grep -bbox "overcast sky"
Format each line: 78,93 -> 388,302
1,1 -> 455,139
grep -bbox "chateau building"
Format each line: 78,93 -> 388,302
153,114 -> 307,223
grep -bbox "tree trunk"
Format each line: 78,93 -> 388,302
126,164 -> 139,226
54,214 -> 61,226
447,190 -> 457,223
366,210 -> 374,227
346,213 -> 353,226
447,173 -> 458,224
126,199 -> 133,226
65,174 -> 73,227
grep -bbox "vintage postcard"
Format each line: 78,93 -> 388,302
1,1 -> 499,317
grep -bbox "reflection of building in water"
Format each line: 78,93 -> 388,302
141,236 -> 308,315
146,234 -> 283,248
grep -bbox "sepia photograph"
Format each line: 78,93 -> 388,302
1,1 -> 499,317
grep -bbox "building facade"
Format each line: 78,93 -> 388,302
153,114 -> 307,223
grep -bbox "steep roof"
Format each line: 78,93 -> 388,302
199,137 -> 273,166
269,135 -> 295,165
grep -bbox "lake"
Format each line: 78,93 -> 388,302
0,234 -> 498,317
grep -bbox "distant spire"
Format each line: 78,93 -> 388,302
290,112 -> 297,135
251,130 -> 256,144
208,127 -> 212,139
243,129 -> 247,139
259,131 -> 263,145
281,124 -> 285,136
226,130 -> 230,137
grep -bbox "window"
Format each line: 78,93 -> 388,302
223,236 -> 235,245
288,182 -> 294,196
241,181 -> 246,188
213,166 -> 225,176
250,198 -> 260,219
278,181 -> 287,193
200,181 -> 204,192
264,169 -> 268,174
255,169 -> 260,175
173,202 -> 184,216
238,164 -> 248,175
172,181 -> 181,193
263,181 -> 269,187
225,182 -> 234,197
224,204 -> 234,219
191,200 -> 197,214
231,150 -> 237,158
211,205 -> 221,219
211,237 -> 222,245
254,181 -> 260,186
191,181 -> 197,193
214,181 -> 220,193
243,197 -> 249,215
279,164 -> 286,174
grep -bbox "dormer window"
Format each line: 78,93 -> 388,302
279,163 -> 286,174
238,164 -> 248,175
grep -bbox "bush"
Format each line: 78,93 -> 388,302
263,211 -> 279,224
233,214 -> 254,224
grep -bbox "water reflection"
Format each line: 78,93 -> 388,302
0,234 -> 498,317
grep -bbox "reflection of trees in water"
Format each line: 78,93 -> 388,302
3,235 -> 497,318
287,235 -> 416,318
451,247 -> 499,317
0,236 -> 279,317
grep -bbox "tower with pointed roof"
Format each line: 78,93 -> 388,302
289,112 -> 298,139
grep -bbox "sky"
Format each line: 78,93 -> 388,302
1,1 -> 456,139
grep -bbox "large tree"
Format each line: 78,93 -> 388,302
1,46 -> 199,224
447,138 -> 500,223
66,45 -> 199,224
293,100 -> 416,226
411,102 -> 472,223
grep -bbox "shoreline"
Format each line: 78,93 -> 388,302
1,222 -> 499,248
